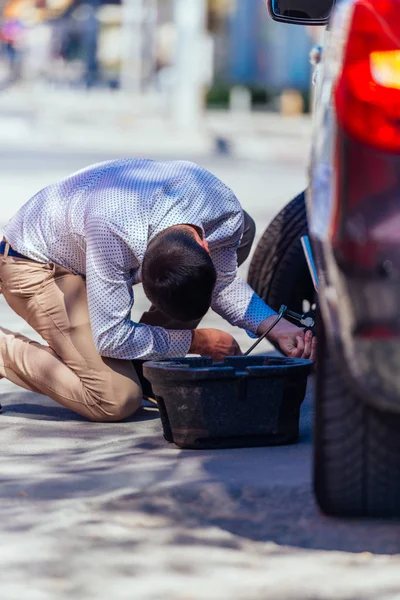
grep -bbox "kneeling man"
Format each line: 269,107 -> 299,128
0,159 -> 315,421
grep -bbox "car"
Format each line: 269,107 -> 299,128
248,0 -> 400,517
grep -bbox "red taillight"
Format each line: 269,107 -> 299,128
331,131 -> 400,268
335,0 -> 400,153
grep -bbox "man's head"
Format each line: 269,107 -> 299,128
142,225 -> 217,322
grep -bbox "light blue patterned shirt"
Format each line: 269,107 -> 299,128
4,159 -> 276,360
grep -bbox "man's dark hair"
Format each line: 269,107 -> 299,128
142,228 -> 217,322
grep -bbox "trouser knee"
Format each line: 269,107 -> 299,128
88,385 -> 143,423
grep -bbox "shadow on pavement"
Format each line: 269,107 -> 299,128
0,392 -> 159,422
102,392 -> 400,557
2,387 -> 400,558
107,479 -> 400,557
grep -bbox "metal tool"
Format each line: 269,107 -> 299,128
245,305 -> 316,356
301,235 -> 320,293
244,305 -> 287,356
245,236 -> 319,356
285,309 -> 315,330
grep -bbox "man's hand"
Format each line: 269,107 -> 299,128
190,329 -> 242,362
257,316 -> 317,361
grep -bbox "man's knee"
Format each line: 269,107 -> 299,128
88,384 -> 143,423
237,211 -> 256,266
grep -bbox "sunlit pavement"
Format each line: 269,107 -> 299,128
0,114 -> 399,600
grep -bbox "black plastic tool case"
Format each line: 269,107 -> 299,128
143,356 -> 312,449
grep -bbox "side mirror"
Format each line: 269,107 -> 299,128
266,0 -> 335,25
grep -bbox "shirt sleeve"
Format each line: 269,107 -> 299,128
86,218 -> 192,360
210,244 -> 277,336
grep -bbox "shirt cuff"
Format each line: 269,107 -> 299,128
241,297 -> 278,337
245,329 -> 259,340
166,329 -> 193,358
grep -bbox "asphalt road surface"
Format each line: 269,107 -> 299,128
0,143 -> 399,600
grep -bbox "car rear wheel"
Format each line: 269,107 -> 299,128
247,192 -> 400,517
247,192 -> 314,316
315,316 -> 400,517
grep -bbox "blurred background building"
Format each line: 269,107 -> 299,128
0,0 -> 316,117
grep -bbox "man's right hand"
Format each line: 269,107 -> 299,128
190,329 -> 242,362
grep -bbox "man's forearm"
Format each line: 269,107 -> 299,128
189,329 -> 206,355
257,315 -> 280,337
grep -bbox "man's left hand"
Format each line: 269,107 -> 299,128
257,316 -> 317,361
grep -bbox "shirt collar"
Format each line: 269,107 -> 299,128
148,220 -> 205,243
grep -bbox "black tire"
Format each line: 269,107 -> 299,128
247,192 -> 314,316
314,317 -> 400,518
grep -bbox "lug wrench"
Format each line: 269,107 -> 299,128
244,305 -> 316,356
245,236 -> 319,356
244,305 -> 287,356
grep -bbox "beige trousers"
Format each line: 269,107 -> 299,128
0,246 -> 142,421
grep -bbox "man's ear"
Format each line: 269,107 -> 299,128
191,225 -> 210,254
201,238 -> 210,254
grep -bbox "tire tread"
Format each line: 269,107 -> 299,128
315,319 -> 400,517
248,192 -> 314,313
